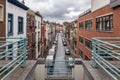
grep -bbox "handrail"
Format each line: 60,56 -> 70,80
0,37 -> 27,80
92,37 -> 120,80
46,60 -> 74,79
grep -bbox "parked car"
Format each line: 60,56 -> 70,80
68,57 -> 74,67
48,48 -> 56,60
63,42 -> 67,46
46,55 -> 54,67
65,48 -> 70,55
53,40 -> 57,44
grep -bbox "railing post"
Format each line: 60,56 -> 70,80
22,38 -> 27,67
92,39 -> 97,68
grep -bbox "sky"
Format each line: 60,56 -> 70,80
19,0 -> 91,23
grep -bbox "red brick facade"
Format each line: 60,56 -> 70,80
0,0 -> 6,37
42,22 -> 47,50
26,10 -> 36,60
77,5 -> 120,60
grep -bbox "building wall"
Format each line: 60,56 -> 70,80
6,1 -> 27,59
27,10 -> 36,59
6,1 -> 27,38
35,15 -> 42,58
46,23 -> 49,46
43,22 -> 46,50
91,0 -> 110,12
0,0 -> 6,37
77,5 -> 120,60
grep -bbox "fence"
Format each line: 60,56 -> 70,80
0,37 -> 27,80
92,37 -> 120,80
45,60 -> 74,80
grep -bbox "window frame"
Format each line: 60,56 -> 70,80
85,38 -> 92,50
85,20 -> 92,30
79,22 -> 84,29
18,16 -> 24,34
0,4 -> 4,22
85,55 -> 90,60
96,14 -> 113,32
8,13 -> 14,36
79,36 -> 84,44
79,49 -> 83,58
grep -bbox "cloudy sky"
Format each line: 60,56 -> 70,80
20,0 -> 91,23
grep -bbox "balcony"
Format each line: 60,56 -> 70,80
0,37 -> 27,80
92,37 -> 120,80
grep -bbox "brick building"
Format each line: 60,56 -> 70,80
26,9 -> 36,59
77,0 -> 120,60
0,0 -> 6,37
43,22 -> 47,49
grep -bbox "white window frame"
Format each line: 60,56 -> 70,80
0,4 -> 4,22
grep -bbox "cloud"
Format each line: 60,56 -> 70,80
23,0 -> 91,23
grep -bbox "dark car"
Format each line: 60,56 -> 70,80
63,42 -> 67,46
65,49 -> 70,55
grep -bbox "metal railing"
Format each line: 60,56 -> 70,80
45,60 -> 74,80
92,37 -> 120,80
0,37 -> 27,80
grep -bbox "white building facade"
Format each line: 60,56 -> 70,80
6,0 -> 29,60
46,22 -> 52,47
35,12 -> 42,58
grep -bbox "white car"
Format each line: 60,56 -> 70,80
65,48 -> 70,55
46,55 -> 54,67
68,57 -> 74,67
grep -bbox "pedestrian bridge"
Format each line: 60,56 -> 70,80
0,37 -> 120,80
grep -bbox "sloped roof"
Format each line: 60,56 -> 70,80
8,0 -> 29,10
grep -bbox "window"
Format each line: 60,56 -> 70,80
85,20 -> 92,30
85,39 -> 92,50
8,13 -> 13,36
79,36 -> 83,44
8,44 -> 13,60
79,22 -> 84,29
0,4 -> 4,22
79,49 -> 83,58
18,17 -> 24,34
85,55 -> 90,60
96,14 -> 113,31
18,41 -> 20,48
38,21 -> 40,29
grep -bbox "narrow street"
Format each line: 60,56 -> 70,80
53,33 -> 67,75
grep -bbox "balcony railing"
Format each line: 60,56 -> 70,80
92,37 -> 120,80
0,37 -> 27,80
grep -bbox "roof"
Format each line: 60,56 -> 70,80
7,0 -> 29,10
35,12 -> 43,17
79,9 -> 91,18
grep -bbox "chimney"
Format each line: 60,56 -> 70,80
22,0 -> 25,4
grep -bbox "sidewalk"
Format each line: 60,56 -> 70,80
6,60 -> 37,80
